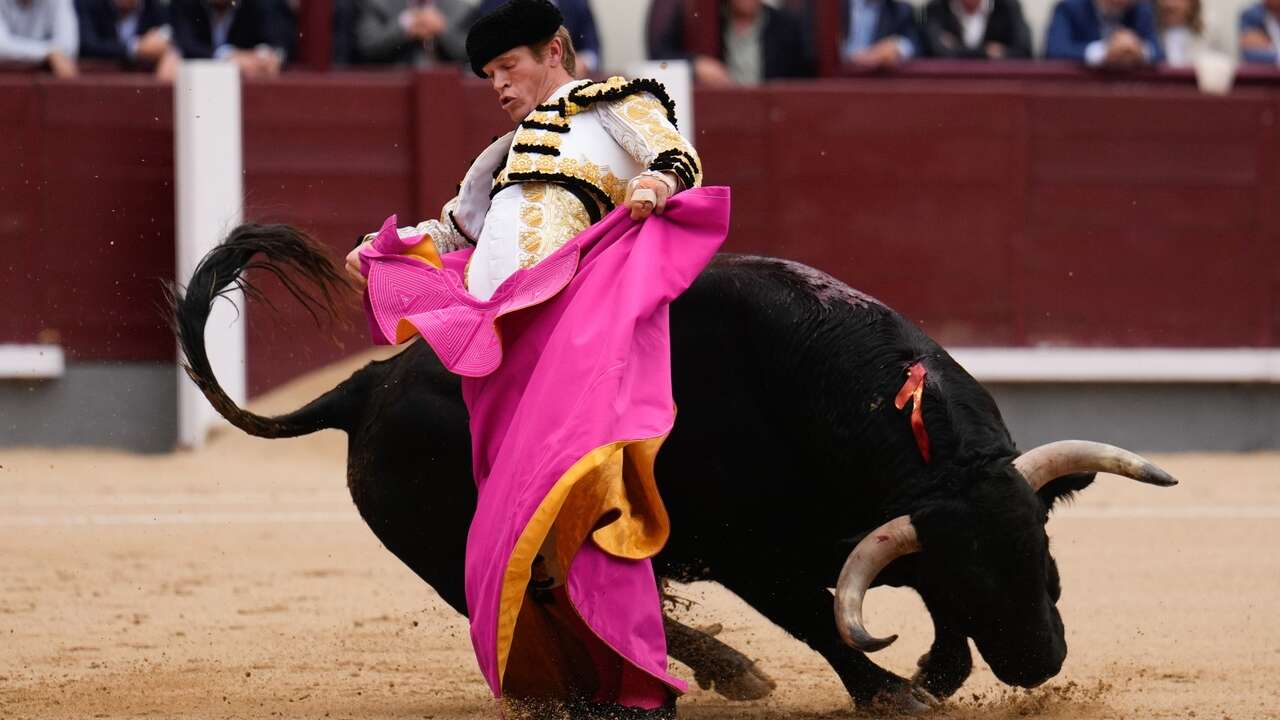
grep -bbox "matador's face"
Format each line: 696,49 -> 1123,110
484,40 -> 568,123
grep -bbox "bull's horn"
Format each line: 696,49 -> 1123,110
834,515 -> 921,653
1014,440 -> 1178,492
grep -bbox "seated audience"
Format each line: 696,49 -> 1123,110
1239,0 -> 1280,65
0,0 -> 78,76
354,0 -> 469,66
922,0 -> 1033,59
648,0 -> 812,86
1045,0 -> 1162,68
74,0 -> 177,76
840,0 -> 921,68
473,0 -> 598,75
1154,0 -> 1201,67
169,0 -> 289,77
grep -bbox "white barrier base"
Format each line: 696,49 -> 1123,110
0,344 -> 65,379
952,348 -> 1280,384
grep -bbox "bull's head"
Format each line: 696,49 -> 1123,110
832,441 -> 1176,688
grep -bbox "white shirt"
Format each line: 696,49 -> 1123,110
0,0 -> 77,62
951,0 -> 992,50
1161,26 -> 1194,68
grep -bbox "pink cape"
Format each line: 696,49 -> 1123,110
360,187 -> 731,698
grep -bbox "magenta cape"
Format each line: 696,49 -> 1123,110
359,187 -> 731,697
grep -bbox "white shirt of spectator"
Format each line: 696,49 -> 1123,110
950,0 -> 992,50
211,3 -> 235,59
1161,26 -> 1194,68
0,0 -> 78,62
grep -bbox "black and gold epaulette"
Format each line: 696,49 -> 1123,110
561,76 -> 679,129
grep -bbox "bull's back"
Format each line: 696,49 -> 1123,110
660,255 -> 1017,578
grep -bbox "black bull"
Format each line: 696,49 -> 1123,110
172,225 -> 1176,711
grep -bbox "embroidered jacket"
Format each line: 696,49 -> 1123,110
386,77 -> 702,265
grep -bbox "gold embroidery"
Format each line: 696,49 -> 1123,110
622,96 -> 686,151
516,183 -> 592,270
520,203 -> 544,228
570,76 -> 630,103
514,128 -> 564,149
496,157 -> 629,208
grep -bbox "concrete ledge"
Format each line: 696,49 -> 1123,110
0,362 -> 176,453
0,345 -> 65,379
952,348 -> 1280,384
988,382 -> 1280,453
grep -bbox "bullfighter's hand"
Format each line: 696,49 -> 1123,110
626,175 -> 670,221
345,242 -> 368,289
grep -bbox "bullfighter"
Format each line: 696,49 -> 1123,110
343,0 -> 729,716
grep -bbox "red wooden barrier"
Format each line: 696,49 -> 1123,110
3,70 -> 1278,398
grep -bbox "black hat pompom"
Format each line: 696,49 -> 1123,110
466,0 -> 564,78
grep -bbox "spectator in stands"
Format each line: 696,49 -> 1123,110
1154,0 -> 1201,67
839,0 -> 921,68
0,0 -> 78,76
473,0 -> 598,74
74,0 -> 177,76
648,0 -> 812,85
169,0 -> 289,77
922,0 -> 1033,59
355,0 -> 470,66
1045,0 -> 1162,68
1239,0 -> 1280,65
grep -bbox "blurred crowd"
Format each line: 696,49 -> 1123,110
2,0 -> 1279,80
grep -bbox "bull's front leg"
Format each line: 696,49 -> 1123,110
727,581 -> 938,713
663,614 -> 777,701
911,603 -> 972,699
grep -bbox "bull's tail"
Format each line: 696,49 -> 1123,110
170,223 -> 357,438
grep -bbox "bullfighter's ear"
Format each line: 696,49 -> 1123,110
1035,472 -> 1097,512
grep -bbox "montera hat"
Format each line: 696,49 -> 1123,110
466,0 -> 564,78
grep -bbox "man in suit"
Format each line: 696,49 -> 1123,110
648,0 -> 813,85
354,0 -> 470,65
1045,0 -> 1162,68
169,0 -> 289,76
1239,0 -> 1280,65
74,0 -> 175,73
839,0 -> 921,68
922,0 -> 1033,59
474,0 -> 598,74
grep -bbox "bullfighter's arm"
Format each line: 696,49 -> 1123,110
347,197 -> 473,283
361,196 -> 474,258
597,91 -> 703,193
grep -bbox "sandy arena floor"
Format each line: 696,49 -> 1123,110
2,352 -> 1279,719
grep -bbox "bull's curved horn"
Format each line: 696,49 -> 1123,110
1014,440 -> 1178,492
834,515 -> 921,653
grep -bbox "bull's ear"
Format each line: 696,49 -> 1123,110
1036,472 -> 1097,512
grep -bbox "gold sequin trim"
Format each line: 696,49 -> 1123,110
497,155 -> 629,208
520,203 -> 544,228
515,184 -> 591,270
514,129 -> 563,149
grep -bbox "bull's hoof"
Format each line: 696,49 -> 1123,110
911,648 -> 971,699
693,658 -> 778,701
870,683 -> 940,715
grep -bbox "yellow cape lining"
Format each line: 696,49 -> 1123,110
496,433 -> 672,688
